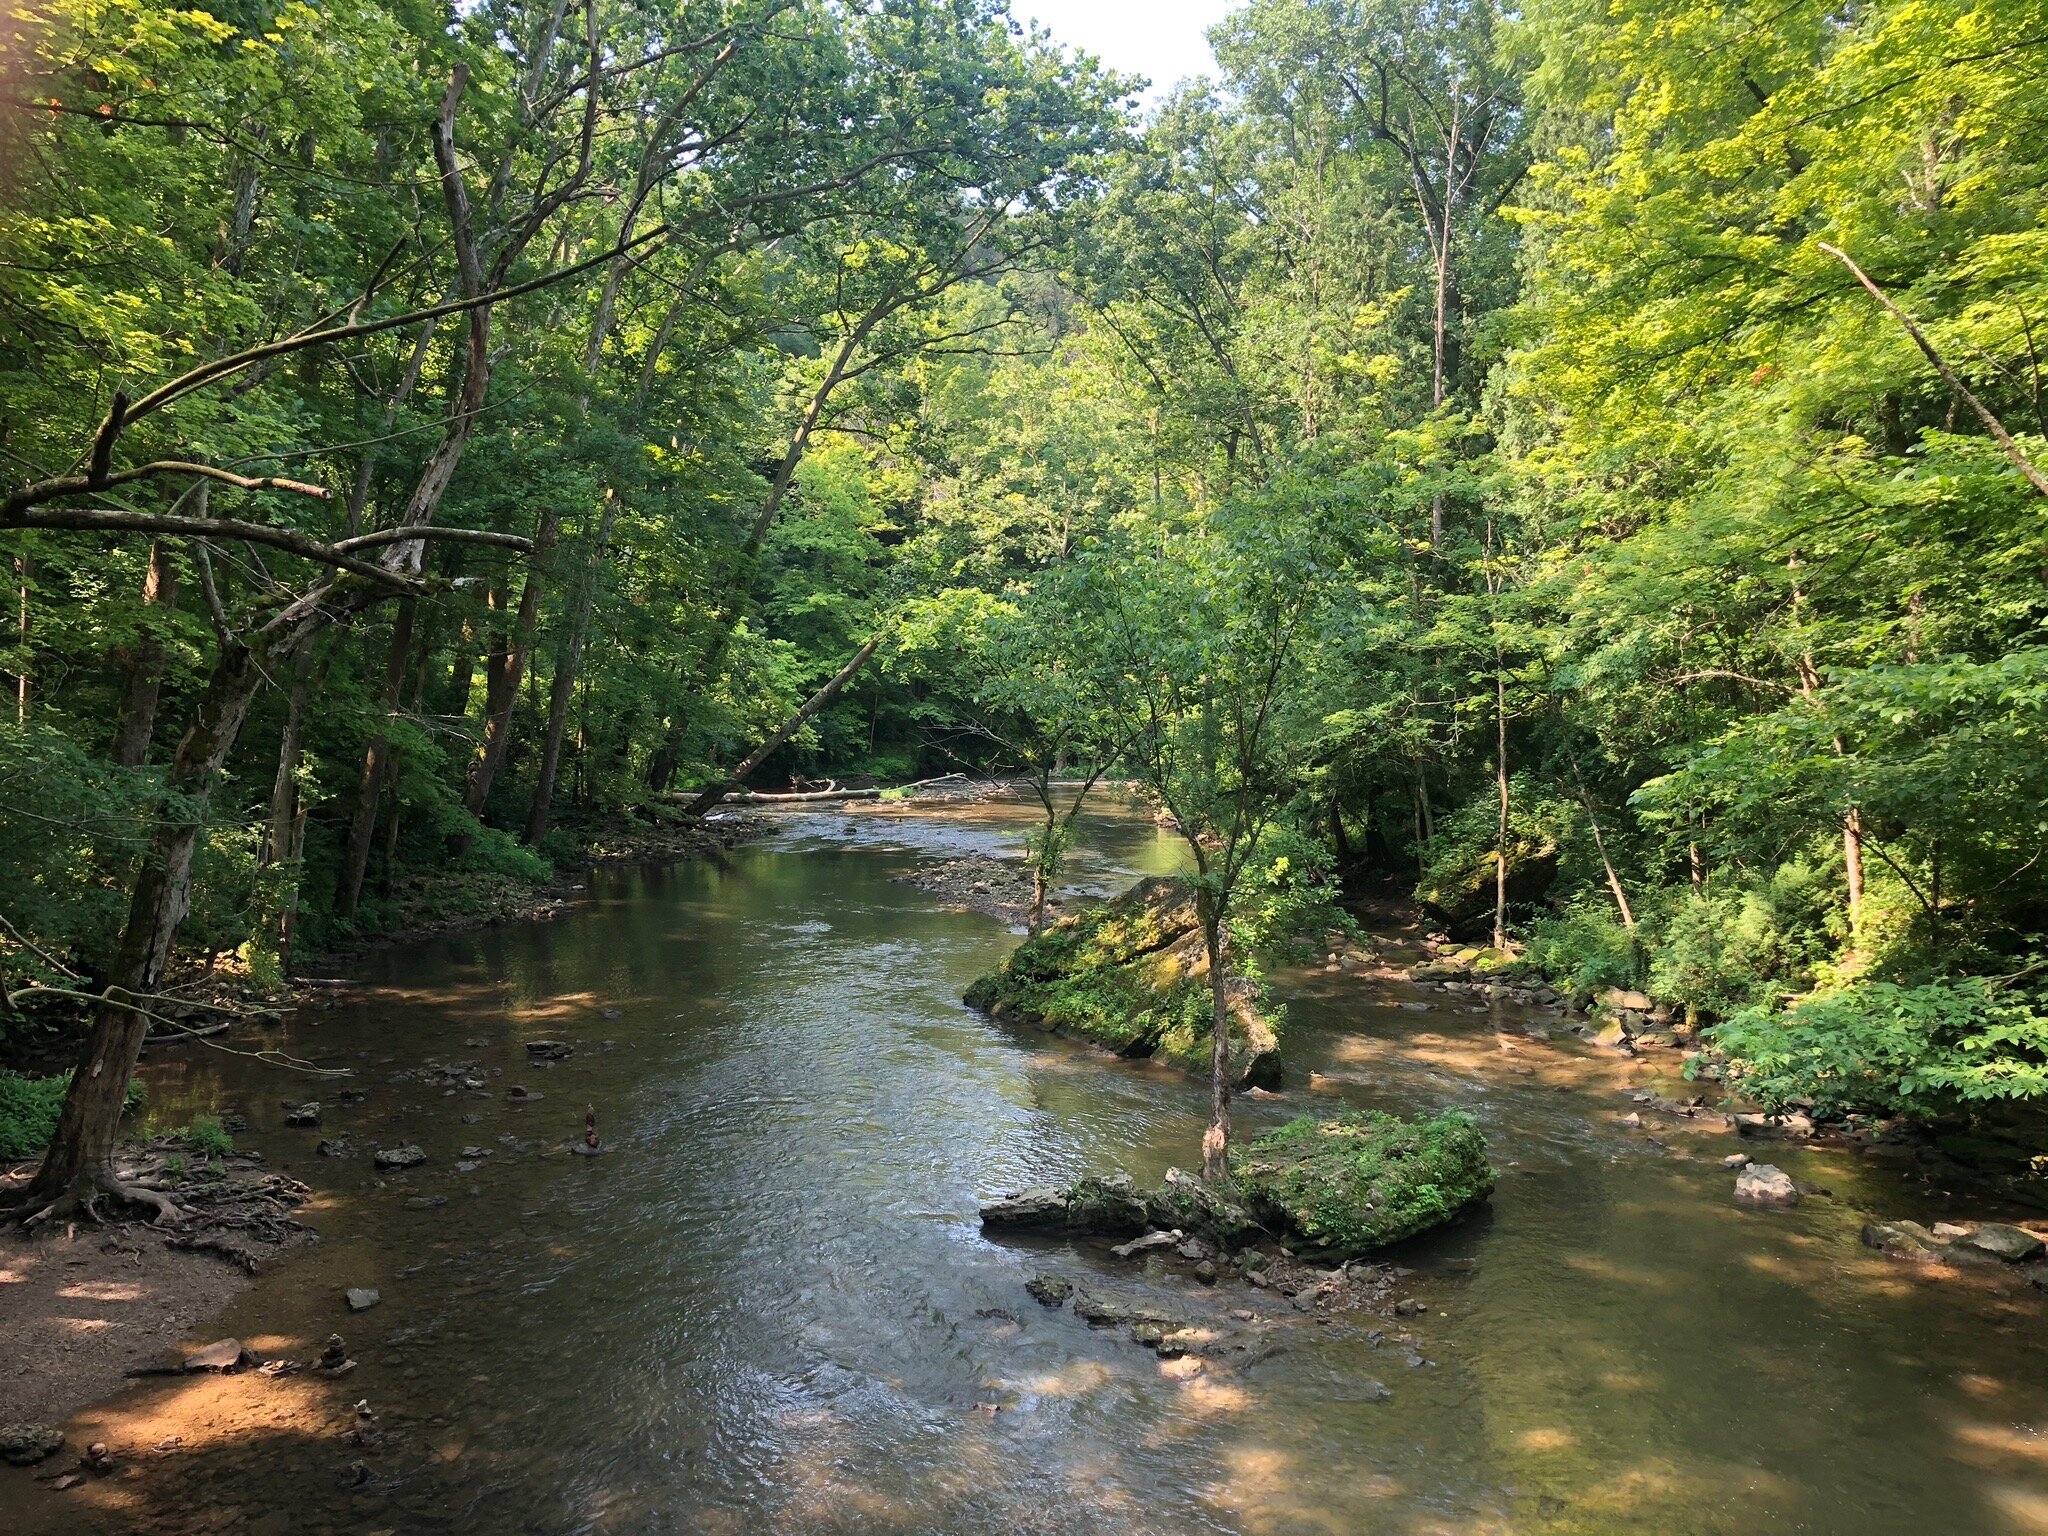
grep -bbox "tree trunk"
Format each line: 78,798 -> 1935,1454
336,599 -> 416,921
111,541 -> 179,767
468,510 -> 560,815
15,641 -> 267,1218
524,499 -> 617,846
13,551 -> 28,722
1200,901 -> 1233,1184
684,633 -> 884,816
1493,668 -> 1510,951
256,647 -> 317,971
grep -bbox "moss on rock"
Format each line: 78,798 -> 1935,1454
965,876 -> 1282,1089
1235,1110 -> 1496,1261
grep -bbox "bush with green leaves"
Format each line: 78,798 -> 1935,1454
1648,859 -> 1841,1017
0,1072 -> 146,1161
1232,825 -> 1363,968
1703,978 -> 2048,1118
1523,896 -> 1643,996
179,1114 -> 234,1158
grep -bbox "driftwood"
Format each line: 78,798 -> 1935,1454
671,787 -> 882,806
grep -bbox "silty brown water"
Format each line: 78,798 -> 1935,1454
18,795 -> 2048,1535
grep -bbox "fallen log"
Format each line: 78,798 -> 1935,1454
680,787 -> 881,805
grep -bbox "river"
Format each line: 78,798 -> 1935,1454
20,795 -> 2048,1534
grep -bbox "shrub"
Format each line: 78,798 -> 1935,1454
1524,897 -> 1642,994
1702,978 -> 2048,1117
1233,825 -> 1362,967
0,1072 -> 146,1161
180,1114 -> 234,1158
1648,859 -> 1838,1016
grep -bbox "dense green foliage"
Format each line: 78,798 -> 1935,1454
4,0 -> 2047,1143
0,1073 -> 144,1161
1236,1110 -> 1498,1259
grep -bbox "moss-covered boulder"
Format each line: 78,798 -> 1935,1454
965,876 -> 1282,1089
1415,839 -> 1559,931
1235,1110 -> 1495,1261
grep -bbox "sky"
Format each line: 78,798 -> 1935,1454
1018,0 -> 1238,102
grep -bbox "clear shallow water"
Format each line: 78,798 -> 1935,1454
26,796 -> 2048,1535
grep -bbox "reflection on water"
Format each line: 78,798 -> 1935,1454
23,795 -> 2048,1534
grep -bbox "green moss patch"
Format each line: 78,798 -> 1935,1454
965,876 -> 1282,1088
1235,1110 -> 1496,1260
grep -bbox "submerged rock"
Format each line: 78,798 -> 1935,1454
1025,1274 -> 1074,1307
963,876 -> 1282,1090
1863,1219 -> 1947,1261
373,1144 -> 426,1171
345,1288 -> 381,1312
1233,1111 -> 1496,1261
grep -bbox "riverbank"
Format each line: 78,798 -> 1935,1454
0,808 -> 765,1451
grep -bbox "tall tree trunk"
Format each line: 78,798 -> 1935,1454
257,647 -> 317,973
14,551 -> 28,722
13,641 -> 268,1218
1493,666 -> 1510,951
1200,898 -> 1233,1184
336,600 -> 416,921
524,499 -> 618,846
468,511 -> 560,815
111,541 -> 179,767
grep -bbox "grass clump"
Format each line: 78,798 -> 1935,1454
1235,1109 -> 1496,1260
179,1114 -> 234,1158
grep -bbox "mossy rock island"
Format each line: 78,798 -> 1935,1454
1234,1110 -> 1495,1261
964,875 -> 1282,1090
982,1110 -> 1495,1260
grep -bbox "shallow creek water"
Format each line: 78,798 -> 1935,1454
18,796 -> 2048,1535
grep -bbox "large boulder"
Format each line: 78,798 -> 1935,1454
979,1173 -> 1151,1237
1415,839 -> 1560,932
964,876 -> 1282,1089
1233,1110 -> 1496,1261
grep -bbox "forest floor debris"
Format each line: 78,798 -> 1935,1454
0,1148 -> 312,1425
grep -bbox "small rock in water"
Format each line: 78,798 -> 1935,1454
1111,1230 -> 1182,1260
525,1040 -> 574,1061
282,1101 -> 321,1127
346,1288 -> 381,1313
1025,1274 -> 1074,1307
0,1424 -> 63,1466
373,1144 -> 426,1171
1618,1112 -> 1643,1129
1863,1219 -> 1948,1262
1734,1164 -> 1800,1206
1931,1221 -> 1974,1241
1963,1224 -> 2046,1263
1721,1153 -> 1752,1170
1394,1298 -> 1425,1317
506,1086 -> 543,1103
317,1137 -> 353,1158
182,1339 -> 250,1373
1194,1260 -> 1218,1284
402,1195 -> 447,1210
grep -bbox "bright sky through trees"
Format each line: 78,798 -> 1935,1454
1021,0 -> 1234,99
